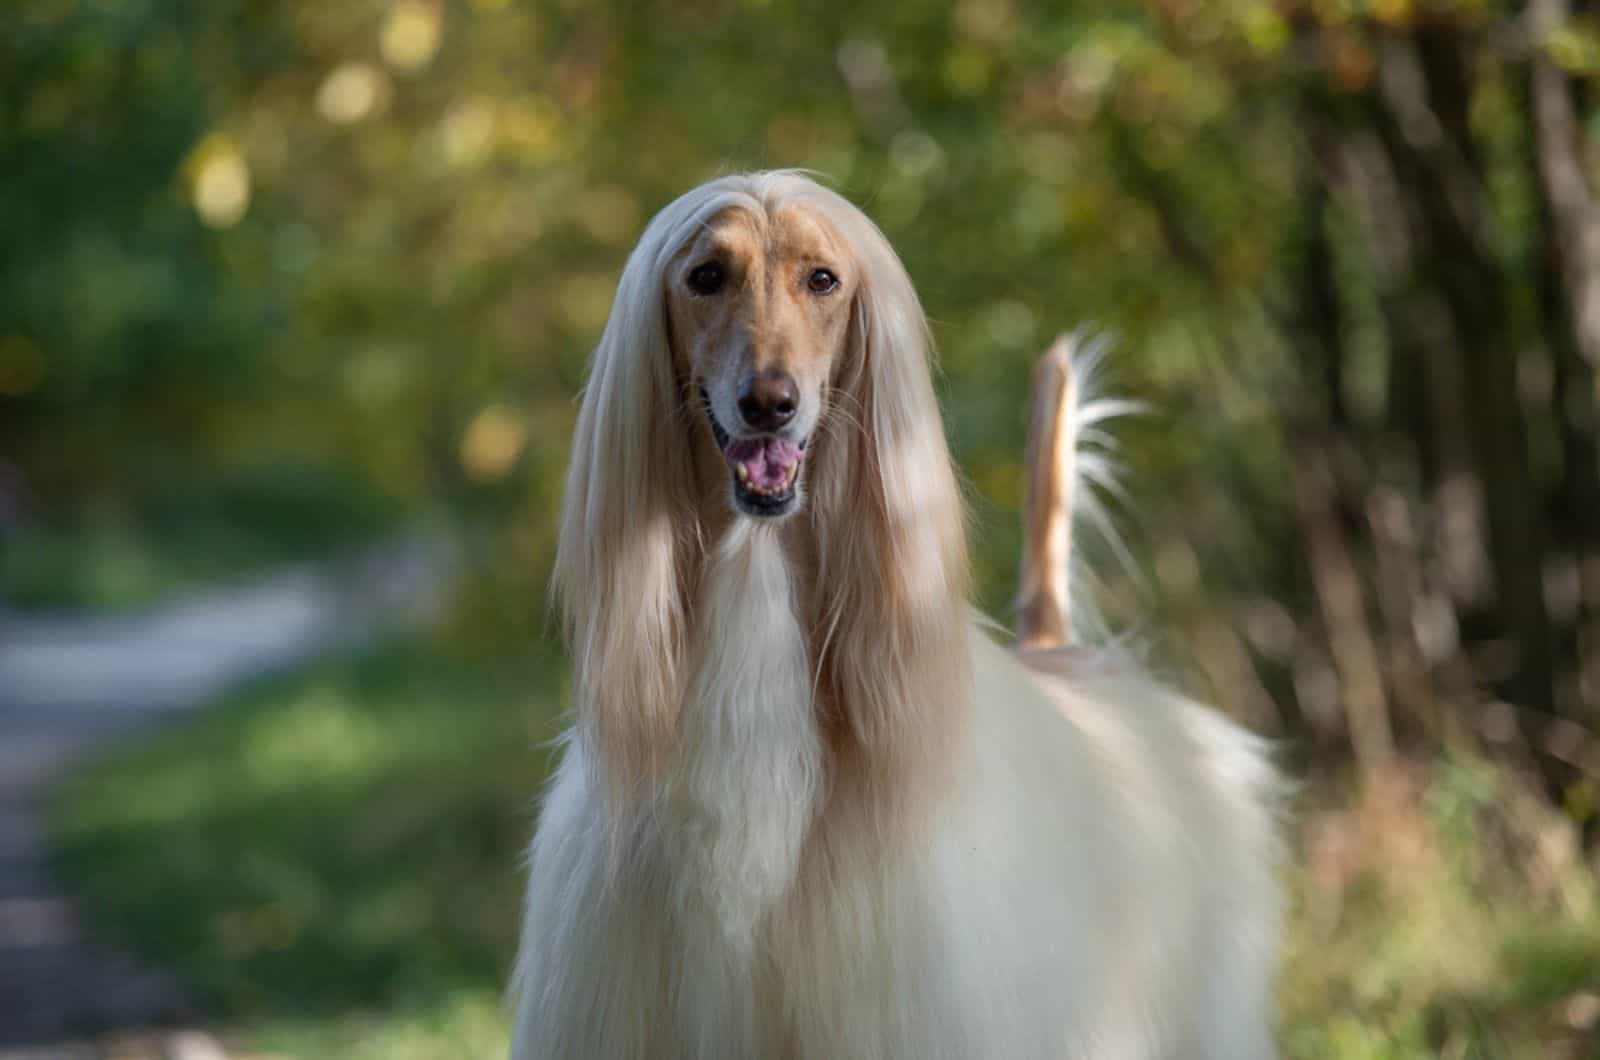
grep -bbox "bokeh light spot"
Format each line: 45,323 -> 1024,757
317,63 -> 389,124
381,0 -> 443,73
441,97 -> 497,167
187,134 -> 251,228
460,405 -> 527,482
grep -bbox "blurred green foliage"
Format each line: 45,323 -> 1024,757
54,642 -> 557,1057
2,0 -> 1335,628
0,456 -> 397,608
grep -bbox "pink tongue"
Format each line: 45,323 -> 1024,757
725,437 -> 803,492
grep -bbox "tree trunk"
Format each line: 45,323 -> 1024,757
1371,29 -> 1556,714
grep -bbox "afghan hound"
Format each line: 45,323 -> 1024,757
510,171 -> 1280,1059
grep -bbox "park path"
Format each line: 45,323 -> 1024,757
0,530 -> 455,1058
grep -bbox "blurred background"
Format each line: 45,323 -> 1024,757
3,0 -> 1600,1056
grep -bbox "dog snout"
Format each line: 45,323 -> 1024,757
736,371 -> 799,432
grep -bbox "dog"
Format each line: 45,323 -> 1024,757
510,171 -> 1280,1059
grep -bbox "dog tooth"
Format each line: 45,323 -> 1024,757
737,464 -> 749,483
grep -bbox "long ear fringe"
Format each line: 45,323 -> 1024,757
552,255 -> 689,797
552,181 -> 761,798
804,188 -> 973,806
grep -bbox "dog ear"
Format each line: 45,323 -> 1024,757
552,206 -> 702,800
806,195 -> 972,805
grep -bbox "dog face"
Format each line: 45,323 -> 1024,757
667,201 -> 858,519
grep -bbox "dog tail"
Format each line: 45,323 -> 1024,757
1016,332 -> 1138,650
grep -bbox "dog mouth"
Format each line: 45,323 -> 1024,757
700,388 -> 807,516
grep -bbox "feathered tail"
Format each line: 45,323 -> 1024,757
1016,332 -> 1139,650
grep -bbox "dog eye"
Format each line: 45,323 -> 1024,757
687,262 -> 724,295
807,268 -> 839,295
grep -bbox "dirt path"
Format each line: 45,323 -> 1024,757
0,531 -> 454,1057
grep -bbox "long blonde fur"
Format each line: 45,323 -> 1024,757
799,180 -> 970,805
553,173 -> 970,806
518,172 -> 1281,1060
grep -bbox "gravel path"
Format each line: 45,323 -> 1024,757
0,531 -> 454,1057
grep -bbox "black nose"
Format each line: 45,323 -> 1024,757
737,371 -> 799,431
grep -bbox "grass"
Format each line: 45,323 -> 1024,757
1278,757 -> 1600,1058
52,643 -> 1600,1059
52,640 -> 567,1058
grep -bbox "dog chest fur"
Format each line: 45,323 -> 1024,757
512,526 -> 1279,1059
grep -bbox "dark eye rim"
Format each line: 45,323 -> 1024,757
807,267 -> 840,295
686,261 -> 725,295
